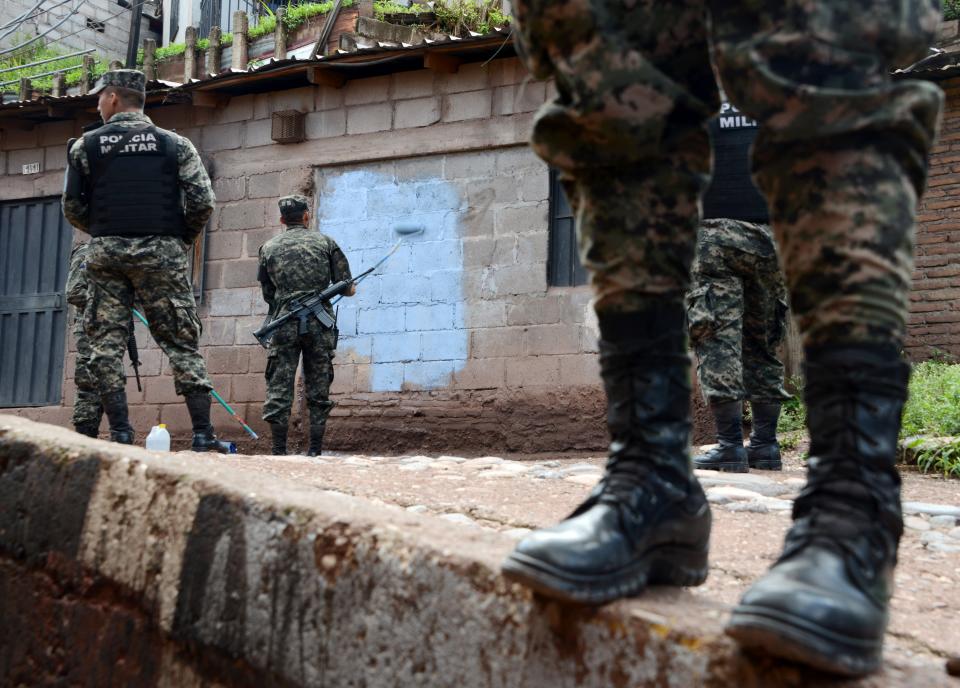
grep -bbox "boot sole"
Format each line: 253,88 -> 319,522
726,605 -> 881,677
501,543 -> 709,606
747,461 -> 782,471
693,462 -> 749,473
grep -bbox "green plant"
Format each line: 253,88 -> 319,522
779,430 -> 804,452
947,0 -> 960,21
373,0 -> 508,35
777,375 -> 806,433
909,437 -> 960,478
901,361 -> 960,437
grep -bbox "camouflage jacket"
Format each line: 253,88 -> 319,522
258,224 -> 353,316
66,242 -> 91,309
62,112 -> 215,237
698,218 -> 777,258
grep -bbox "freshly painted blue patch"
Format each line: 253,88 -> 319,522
317,167 -> 468,391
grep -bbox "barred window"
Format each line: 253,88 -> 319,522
547,169 -> 588,287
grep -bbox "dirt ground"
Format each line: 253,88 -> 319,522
213,439 -> 960,674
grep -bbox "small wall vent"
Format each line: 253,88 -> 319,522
271,110 -> 305,144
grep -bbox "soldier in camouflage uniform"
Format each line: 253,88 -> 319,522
65,242 -> 103,437
500,1 -> 942,676
62,69 -> 230,452
688,107 -> 792,473
258,195 -> 354,456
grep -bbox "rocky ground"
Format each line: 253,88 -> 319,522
208,439 -> 960,675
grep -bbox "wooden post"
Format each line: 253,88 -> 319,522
109,59 -> 123,71
274,6 -> 288,60
184,26 -> 198,81
143,38 -> 157,81
231,11 -> 249,71
52,72 -> 65,97
18,78 -> 31,101
206,26 -> 222,77
81,54 -> 95,94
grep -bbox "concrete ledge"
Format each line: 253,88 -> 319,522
0,415 -> 952,687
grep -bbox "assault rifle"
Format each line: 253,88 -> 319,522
253,266 -> 375,348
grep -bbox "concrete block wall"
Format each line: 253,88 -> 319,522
0,0 -> 158,62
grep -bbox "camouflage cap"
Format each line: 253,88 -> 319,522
90,69 -> 146,95
278,194 -> 310,219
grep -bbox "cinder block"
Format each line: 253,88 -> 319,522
379,273 -> 433,304
335,306 -> 359,338
44,145 -> 66,171
330,363 -> 356,394
207,232 -> 243,260
524,324 -> 581,355
517,232 -> 548,264
443,90 -> 492,122
347,103 -> 392,135
439,62 -> 489,94
231,373 -> 266,402
428,270 -> 463,303
220,259 -> 260,289
247,346 -> 268,373
2,127 -> 38,150
558,353 -> 601,386
316,86 -> 344,112
495,203 -> 548,236
403,360 -> 455,388
7,149 -> 43,176
244,119 -> 273,148
487,58 -> 524,87
306,110 -> 347,139
337,334 -> 372,362
485,263 -> 546,297
369,362 -> 404,391
214,94 -> 254,123
394,97 -> 441,129
505,355 -> 560,388
203,122 -> 244,151
452,357 -> 506,389
392,68 -> 434,99
247,171 -> 283,199
444,152 -> 496,180
254,86 -> 316,118
580,324 -> 599,353
38,119 -> 75,147
208,288 -> 254,316
420,330 -> 468,361
492,81 -> 546,117
244,228 -> 281,257
495,147 -> 545,177
506,296 -> 562,326
144,378 -> 182,404
357,307 -> 405,334
410,241 -> 461,271
213,176 -> 246,202
233,316 -> 268,346
345,75 -> 391,106
372,331 -> 421,362
517,169 -> 550,202
459,300 -> 506,328
471,327 -> 524,358
405,303 -> 454,331
396,156 -> 444,182
220,200 -> 266,231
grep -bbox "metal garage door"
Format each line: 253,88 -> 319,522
0,197 -> 74,407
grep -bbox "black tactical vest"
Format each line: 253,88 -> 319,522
702,103 -> 769,224
84,122 -> 188,238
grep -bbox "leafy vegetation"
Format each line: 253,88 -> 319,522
946,0 -> 960,21
778,375 -> 806,433
373,0 -> 508,36
0,38 -> 107,92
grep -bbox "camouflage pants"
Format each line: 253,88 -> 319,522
262,318 -> 336,428
71,319 -> 103,428
511,0 -> 942,349
84,236 -> 212,396
687,224 -> 791,405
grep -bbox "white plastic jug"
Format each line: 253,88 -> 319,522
146,424 -> 171,451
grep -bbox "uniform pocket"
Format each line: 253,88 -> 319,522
769,297 -> 789,348
685,284 -> 716,344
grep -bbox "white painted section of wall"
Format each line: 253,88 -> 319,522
317,162 -> 469,392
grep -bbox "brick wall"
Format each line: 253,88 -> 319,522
0,0 -> 159,63
908,80 -> 960,360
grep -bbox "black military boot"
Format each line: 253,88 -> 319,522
185,392 -> 234,454
74,423 -> 100,438
307,423 -> 325,457
101,390 -> 134,444
270,423 -> 288,456
501,308 -> 711,605
727,345 -> 908,676
694,400 -> 748,472
747,402 -> 782,470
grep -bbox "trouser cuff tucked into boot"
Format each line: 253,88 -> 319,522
270,422 -> 288,456
727,344 -> 908,676
185,392 -> 234,454
102,389 -> 134,444
747,402 -> 782,470
307,423 -> 326,457
502,306 -> 711,605
694,400 -> 747,472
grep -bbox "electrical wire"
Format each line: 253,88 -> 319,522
0,0 -> 75,42
0,0 -> 46,33
0,0 -> 86,57
2,0 -> 152,62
